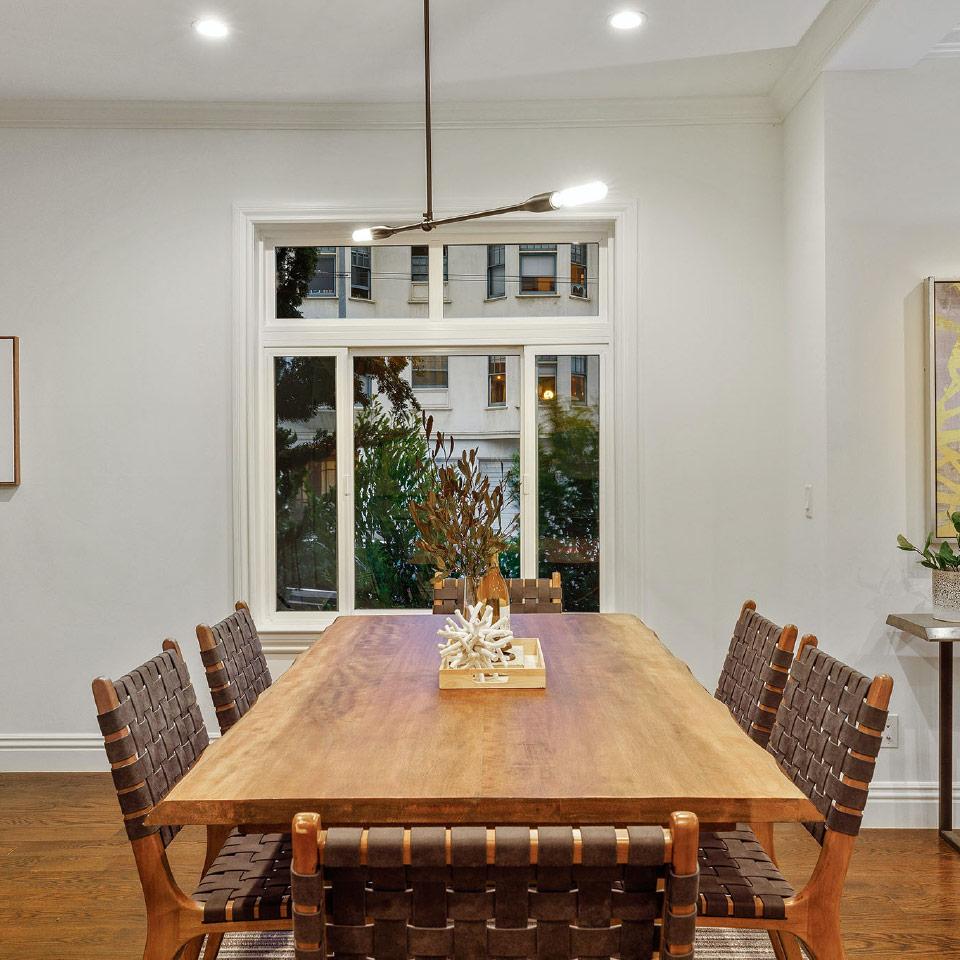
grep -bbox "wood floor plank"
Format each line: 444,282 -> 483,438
1,773 -> 959,959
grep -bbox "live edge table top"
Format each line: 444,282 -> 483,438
150,613 -> 820,828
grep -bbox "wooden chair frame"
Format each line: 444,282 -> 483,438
291,812 -> 700,959
703,635 -> 894,960
93,639 -> 290,960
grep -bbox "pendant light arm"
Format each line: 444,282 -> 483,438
423,0 -> 434,225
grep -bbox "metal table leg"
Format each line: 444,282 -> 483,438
941,643 -> 960,852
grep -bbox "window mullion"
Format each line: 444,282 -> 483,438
520,348 -> 538,578
336,349 -> 355,614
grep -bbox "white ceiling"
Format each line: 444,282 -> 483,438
0,0 -> 832,102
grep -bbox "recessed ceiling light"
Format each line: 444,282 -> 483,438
193,17 -> 230,39
609,10 -> 645,30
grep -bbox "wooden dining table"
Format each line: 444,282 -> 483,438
149,613 -> 820,830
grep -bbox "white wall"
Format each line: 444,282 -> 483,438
0,116 -> 789,770
816,58 -> 960,823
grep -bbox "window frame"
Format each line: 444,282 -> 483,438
350,246 -> 372,300
488,355 -> 507,407
306,246 -> 338,298
487,244 -> 506,300
236,205 -> 633,643
519,243 -> 558,296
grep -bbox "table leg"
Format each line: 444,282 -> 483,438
940,643 -> 960,853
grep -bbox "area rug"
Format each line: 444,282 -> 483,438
215,929 -> 810,957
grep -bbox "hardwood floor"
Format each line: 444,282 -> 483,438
1,773 -> 958,959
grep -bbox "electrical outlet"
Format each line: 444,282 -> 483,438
882,714 -> 899,749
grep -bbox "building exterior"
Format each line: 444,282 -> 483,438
285,243 -> 600,320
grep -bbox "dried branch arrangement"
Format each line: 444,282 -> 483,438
408,414 -> 516,594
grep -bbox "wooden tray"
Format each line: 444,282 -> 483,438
438,637 -> 546,689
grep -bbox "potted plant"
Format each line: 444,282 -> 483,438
897,512 -> 960,621
409,415 -> 516,609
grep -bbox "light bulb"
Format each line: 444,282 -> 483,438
549,181 -> 609,209
193,17 -> 230,38
542,389 -> 556,401
352,228 -> 374,243
609,10 -> 645,30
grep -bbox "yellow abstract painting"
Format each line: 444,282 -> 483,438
934,281 -> 960,538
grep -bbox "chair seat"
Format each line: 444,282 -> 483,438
697,826 -> 795,920
193,830 -> 292,923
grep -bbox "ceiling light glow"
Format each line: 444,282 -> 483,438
549,181 -> 609,209
352,228 -> 374,243
609,10 -> 645,30
193,17 -> 230,38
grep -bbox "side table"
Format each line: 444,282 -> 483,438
887,613 -> 959,852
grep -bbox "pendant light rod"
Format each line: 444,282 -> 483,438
423,0 -> 434,226
350,2 -> 608,243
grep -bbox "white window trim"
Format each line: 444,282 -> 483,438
233,201 -> 640,649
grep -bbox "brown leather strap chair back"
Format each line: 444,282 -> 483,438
196,600 -> 272,735
714,599 -> 797,748
292,813 -> 700,960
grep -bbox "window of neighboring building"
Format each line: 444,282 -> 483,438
571,355 -> 587,402
487,245 -> 506,299
570,243 -> 588,299
520,244 -> 557,295
537,355 -> 558,401
351,247 -> 371,299
411,355 -> 449,388
412,246 -> 448,282
488,355 -> 507,406
307,246 -> 338,298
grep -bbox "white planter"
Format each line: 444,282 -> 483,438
932,569 -> 960,622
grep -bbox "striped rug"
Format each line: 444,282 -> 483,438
216,929 -> 810,957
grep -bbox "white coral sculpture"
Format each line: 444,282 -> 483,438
437,602 -> 515,671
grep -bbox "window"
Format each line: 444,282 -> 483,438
570,243 -> 588,299
488,355 -> 507,406
351,247 -> 371,299
411,355 -> 449,388
537,355 -> 558,401
307,246 -> 337,298
537,353 -> 601,612
354,355 -> 521,609
274,355 -> 338,612
411,246 -> 429,283
252,227 -> 614,631
571,355 -> 587,402
520,244 -> 557,295
487,245 -> 505,299
412,246 -> 448,282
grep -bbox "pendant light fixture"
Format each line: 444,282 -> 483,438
352,0 -> 608,243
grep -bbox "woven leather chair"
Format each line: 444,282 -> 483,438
433,573 -> 563,615
698,636 -> 893,960
196,600 -> 272,735
291,812 -> 700,960
714,599 -> 798,749
92,640 -> 292,960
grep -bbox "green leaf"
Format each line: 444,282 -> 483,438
896,534 -> 916,551
951,511 -> 960,534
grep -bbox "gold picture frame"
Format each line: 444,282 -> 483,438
929,279 -> 960,538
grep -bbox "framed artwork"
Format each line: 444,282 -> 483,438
930,280 -> 960,538
0,337 -> 19,485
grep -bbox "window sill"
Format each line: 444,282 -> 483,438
305,294 -> 337,300
349,296 -> 375,304
484,295 -> 508,303
517,292 -> 561,298
569,295 -> 592,302
485,404 -> 508,410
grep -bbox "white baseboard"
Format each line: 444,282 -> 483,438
0,733 -> 955,828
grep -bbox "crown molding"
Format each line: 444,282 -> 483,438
0,95 -> 779,131
772,0 -> 878,116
